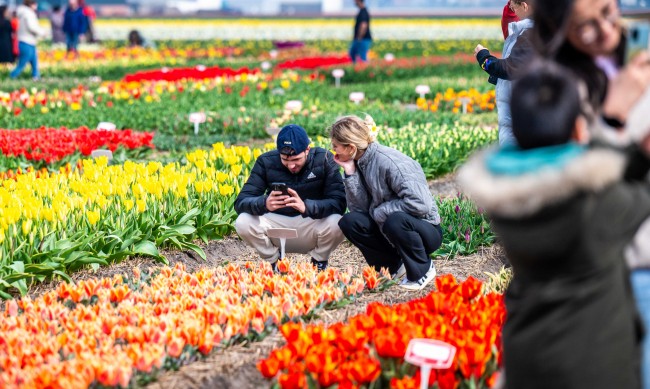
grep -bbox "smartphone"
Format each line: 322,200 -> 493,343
625,22 -> 650,143
270,182 -> 289,196
626,22 -> 650,63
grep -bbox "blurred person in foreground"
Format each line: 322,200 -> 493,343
535,1 -> 650,385
459,61 -> 650,389
331,115 -> 443,291
10,0 -> 45,80
474,0 -> 535,146
350,0 -> 372,63
0,5 -> 15,66
234,124 -> 346,272
534,0 -> 650,145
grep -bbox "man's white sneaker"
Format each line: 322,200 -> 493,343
399,262 -> 436,291
392,264 -> 406,281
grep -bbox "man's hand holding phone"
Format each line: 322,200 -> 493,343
284,188 -> 306,214
266,183 -> 289,212
266,183 -> 305,213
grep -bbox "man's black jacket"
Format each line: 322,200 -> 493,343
234,147 -> 346,219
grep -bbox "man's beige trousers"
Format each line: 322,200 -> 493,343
235,213 -> 344,262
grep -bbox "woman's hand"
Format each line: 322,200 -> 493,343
474,44 -> 486,57
334,154 -> 356,175
603,52 -> 650,124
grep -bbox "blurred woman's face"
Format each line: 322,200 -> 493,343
567,0 -> 622,57
331,139 -> 354,162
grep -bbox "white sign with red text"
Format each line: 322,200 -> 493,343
405,339 -> 456,389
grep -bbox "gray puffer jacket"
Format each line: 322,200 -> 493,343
343,142 -> 440,228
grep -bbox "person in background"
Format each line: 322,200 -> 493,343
0,5 -> 15,66
473,0 -> 535,146
331,115 -> 443,291
501,1 -> 519,39
10,0 -> 45,80
127,29 -> 155,49
459,61 -> 650,389
62,0 -> 87,53
49,5 -> 65,45
350,0 -> 372,63
234,124 -> 346,272
79,0 -> 95,43
10,10 -> 18,60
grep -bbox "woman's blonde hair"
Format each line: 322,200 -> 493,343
329,114 -> 377,153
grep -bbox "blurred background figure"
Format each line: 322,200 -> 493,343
49,4 -> 65,45
62,0 -> 87,53
10,9 -> 18,60
350,0 -> 371,63
128,29 -> 155,49
0,5 -> 15,66
10,0 -> 44,80
474,0 -> 534,146
79,0 -> 96,43
501,0 -> 519,39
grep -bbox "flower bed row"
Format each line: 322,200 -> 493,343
38,46 -> 244,67
259,274 -> 505,389
0,260 -> 387,388
417,88 -> 496,114
0,143 -> 262,297
123,65 -> 260,83
0,127 -> 154,164
277,55 -> 351,70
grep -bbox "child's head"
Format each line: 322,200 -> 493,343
329,114 -> 377,162
510,0 -> 534,20
511,61 -> 586,149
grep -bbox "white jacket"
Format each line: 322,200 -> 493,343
15,5 -> 44,46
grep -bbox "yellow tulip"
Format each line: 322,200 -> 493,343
136,199 -> 146,213
219,184 -> 234,196
87,209 -> 100,225
22,220 -> 32,236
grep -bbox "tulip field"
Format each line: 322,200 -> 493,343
0,18 -> 509,389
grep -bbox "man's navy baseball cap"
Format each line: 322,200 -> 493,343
276,124 -> 310,155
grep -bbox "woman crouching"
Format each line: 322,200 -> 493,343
330,115 -> 443,291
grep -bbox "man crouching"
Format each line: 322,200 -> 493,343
234,124 -> 346,271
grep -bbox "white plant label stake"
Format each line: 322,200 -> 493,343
404,339 -> 456,389
332,68 -> 345,88
189,112 -> 207,135
460,97 -> 471,114
415,85 -> 430,100
91,149 -> 113,161
349,92 -> 365,105
96,122 -> 116,131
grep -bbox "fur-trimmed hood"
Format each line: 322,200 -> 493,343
458,146 -> 626,218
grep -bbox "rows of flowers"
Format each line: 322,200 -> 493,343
258,274 -> 505,389
37,46 -> 245,67
0,142 -> 264,297
123,65 -> 260,83
417,88 -> 496,114
0,127 -> 154,164
0,259 -> 388,388
278,55 -> 351,70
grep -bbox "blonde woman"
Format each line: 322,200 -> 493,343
331,115 -> 443,291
